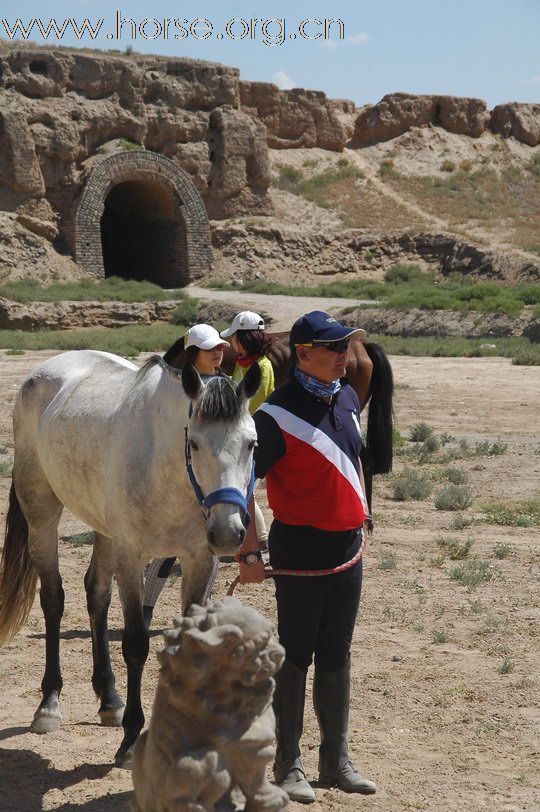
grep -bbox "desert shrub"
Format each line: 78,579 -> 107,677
0,277 -> 186,304
431,629 -> 448,644
437,535 -> 474,560
0,460 -> 13,478
384,263 -> 426,284
527,153 -> 540,177
392,429 -> 407,450
337,157 -> 350,167
435,484 -> 472,511
474,440 -> 508,456
451,514 -> 475,530
512,350 -> 540,366
481,499 -> 540,527
0,324 -> 182,356
498,657 -> 516,674
439,432 -> 456,446
421,435 -> 440,454
170,297 -> 199,326
378,549 -> 398,570
438,467 -> 468,485
493,542 -> 513,559
118,138 -> 141,151
379,158 -> 397,178
276,164 -> 303,185
409,422 -> 433,442
450,559 -> 494,588
441,159 -> 456,172
392,469 -> 432,501
460,159 -> 473,172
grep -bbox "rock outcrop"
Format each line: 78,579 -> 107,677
0,297 -> 179,330
240,81 -> 356,151
490,102 -> 540,146
353,93 -> 540,147
337,305 -> 538,340
212,224 -> 540,284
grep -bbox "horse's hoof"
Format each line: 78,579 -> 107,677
99,706 -> 125,727
114,744 -> 134,770
30,708 -> 62,734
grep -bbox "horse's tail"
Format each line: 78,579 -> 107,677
364,342 -> 394,475
0,480 -> 37,646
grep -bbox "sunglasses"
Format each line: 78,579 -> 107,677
296,340 -> 350,353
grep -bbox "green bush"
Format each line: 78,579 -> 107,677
493,542 -> 512,559
441,159 -> 456,172
450,559 -> 494,588
432,629 -> 448,644
409,422 -> 433,442
276,164 -> 304,185
0,324 -> 182,356
482,499 -> 540,527
435,484 -> 472,511
170,297 -> 199,326
438,467 -> 468,485
421,435 -> 441,454
437,535 -> 474,560
0,277 -> 187,304
451,514 -> 475,530
392,469 -> 432,501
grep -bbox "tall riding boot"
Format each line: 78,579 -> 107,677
273,659 -> 315,804
314,661 -> 377,794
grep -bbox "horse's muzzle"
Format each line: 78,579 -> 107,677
206,520 -> 246,556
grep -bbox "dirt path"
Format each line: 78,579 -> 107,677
186,285 -> 377,330
0,352 -> 539,811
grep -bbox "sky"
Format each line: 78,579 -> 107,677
2,0 -> 539,108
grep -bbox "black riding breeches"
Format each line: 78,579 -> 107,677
268,521 -> 363,674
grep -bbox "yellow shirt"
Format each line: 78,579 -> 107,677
232,356 -> 275,415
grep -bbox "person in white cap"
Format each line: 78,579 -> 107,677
220,312 -> 275,413
142,324 -> 229,625
220,312 -> 275,552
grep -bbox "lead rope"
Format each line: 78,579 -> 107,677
226,532 -> 366,596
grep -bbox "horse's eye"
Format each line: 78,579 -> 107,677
190,440 -> 199,451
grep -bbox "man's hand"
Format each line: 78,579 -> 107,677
236,496 -> 266,584
237,554 -> 266,584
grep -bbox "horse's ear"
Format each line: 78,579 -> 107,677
236,362 -> 262,403
182,362 -> 203,400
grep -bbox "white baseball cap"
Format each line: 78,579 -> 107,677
220,311 -> 265,338
185,324 -> 230,350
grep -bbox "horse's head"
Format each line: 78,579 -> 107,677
182,363 -> 262,556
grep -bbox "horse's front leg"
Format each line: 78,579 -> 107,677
85,532 -> 125,727
178,547 -> 219,614
114,550 -> 149,766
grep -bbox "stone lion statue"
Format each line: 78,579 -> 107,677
131,597 -> 288,812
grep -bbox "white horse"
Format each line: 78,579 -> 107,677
0,350 -> 261,764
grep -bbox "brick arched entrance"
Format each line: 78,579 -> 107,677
75,151 -> 212,286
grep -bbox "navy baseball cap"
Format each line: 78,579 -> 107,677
289,311 -> 366,347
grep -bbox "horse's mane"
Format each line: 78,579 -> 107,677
135,355 -> 241,423
194,376 -> 241,423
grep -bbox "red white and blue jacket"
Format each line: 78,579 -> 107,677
253,373 -> 368,531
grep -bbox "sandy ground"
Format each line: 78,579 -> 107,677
0,351 -> 539,812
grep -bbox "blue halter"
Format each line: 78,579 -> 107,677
184,405 -> 256,527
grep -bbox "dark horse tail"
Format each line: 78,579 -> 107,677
0,481 -> 37,646
364,342 -> 394,475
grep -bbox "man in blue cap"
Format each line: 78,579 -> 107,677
238,311 -> 376,803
